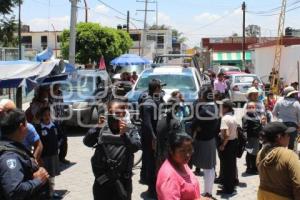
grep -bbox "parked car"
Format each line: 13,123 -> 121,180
127,66 -> 209,103
126,65 -> 210,134
59,69 -> 112,127
213,65 -> 241,75
228,73 -> 264,103
111,64 -> 148,82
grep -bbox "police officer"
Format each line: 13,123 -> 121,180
0,109 -> 49,200
139,79 -> 165,198
83,99 -> 141,200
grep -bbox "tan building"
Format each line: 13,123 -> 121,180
21,29 -> 63,59
129,29 -> 173,59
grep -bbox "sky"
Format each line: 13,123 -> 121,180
13,0 -> 300,47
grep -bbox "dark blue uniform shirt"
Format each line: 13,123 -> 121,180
0,140 -> 43,200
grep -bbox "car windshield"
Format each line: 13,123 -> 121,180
135,74 -> 197,91
114,65 -> 145,74
234,76 -> 259,84
61,75 -> 94,94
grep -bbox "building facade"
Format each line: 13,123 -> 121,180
21,28 -> 62,59
201,37 -> 276,68
129,29 -> 173,59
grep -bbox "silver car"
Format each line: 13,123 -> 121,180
60,70 -> 112,127
228,73 -> 264,103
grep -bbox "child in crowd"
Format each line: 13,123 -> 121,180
242,102 -> 264,175
35,107 -> 62,199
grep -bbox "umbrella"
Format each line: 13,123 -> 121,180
110,54 -> 150,66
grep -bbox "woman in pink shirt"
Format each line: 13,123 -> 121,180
156,133 -> 202,200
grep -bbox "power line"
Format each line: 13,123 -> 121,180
247,0 -> 300,15
95,0 -> 143,22
247,4 -> 300,16
188,6 -> 241,33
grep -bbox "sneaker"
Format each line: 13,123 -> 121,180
217,189 -> 237,195
52,192 -> 62,199
204,193 -> 217,200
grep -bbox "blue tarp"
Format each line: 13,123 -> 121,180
0,60 -> 56,89
110,54 -> 150,66
36,48 -> 53,62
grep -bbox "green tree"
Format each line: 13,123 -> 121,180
0,0 -> 20,14
61,22 -> 133,64
172,29 -> 187,43
0,16 -> 17,47
0,0 -> 22,47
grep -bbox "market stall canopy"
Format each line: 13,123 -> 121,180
212,51 -> 252,61
0,60 -> 56,88
110,54 -> 150,66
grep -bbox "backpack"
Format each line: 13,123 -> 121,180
236,125 -> 247,158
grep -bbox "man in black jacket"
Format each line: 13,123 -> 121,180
0,109 -> 49,200
139,79 -> 165,198
83,99 -> 141,200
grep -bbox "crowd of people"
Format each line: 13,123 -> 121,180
0,84 -> 70,200
1,69 -> 300,200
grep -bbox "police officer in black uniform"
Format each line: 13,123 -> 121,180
0,109 -> 49,200
139,79 -> 165,198
83,99 -> 141,200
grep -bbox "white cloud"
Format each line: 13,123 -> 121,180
26,16 -> 70,31
193,12 -> 220,22
94,4 -> 109,14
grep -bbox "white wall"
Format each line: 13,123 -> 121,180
253,45 -> 300,84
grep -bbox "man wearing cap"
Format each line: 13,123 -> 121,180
257,122 -> 300,200
273,86 -> 300,150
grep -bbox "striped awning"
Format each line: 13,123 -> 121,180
212,51 -> 252,61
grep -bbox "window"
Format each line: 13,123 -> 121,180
41,36 -> 48,49
146,34 -> 156,41
57,35 -> 61,43
130,33 -> 141,41
21,36 -> 32,48
157,35 -> 164,49
41,36 -> 47,43
21,36 -> 32,43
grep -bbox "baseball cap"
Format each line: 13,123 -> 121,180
261,122 -> 296,138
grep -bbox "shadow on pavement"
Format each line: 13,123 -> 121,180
54,190 -> 70,199
59,162 -> 76,173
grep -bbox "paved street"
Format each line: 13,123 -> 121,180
55,108 -> 259,200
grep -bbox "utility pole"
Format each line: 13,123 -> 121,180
242,1 -> 246,68
137,0 -> 155,56
127,11 -> 130,33
142,0 -> 148,56
69,0 -> 78,66
16,0 -> 22,109
155,1 -> 158,56
127,11 -> 130,53
84,0 -> 88,23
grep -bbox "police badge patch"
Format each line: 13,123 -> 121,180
6,159 -> 17,169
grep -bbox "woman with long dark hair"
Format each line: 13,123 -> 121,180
156,133 -> 202,200
191,87 -> 220,199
